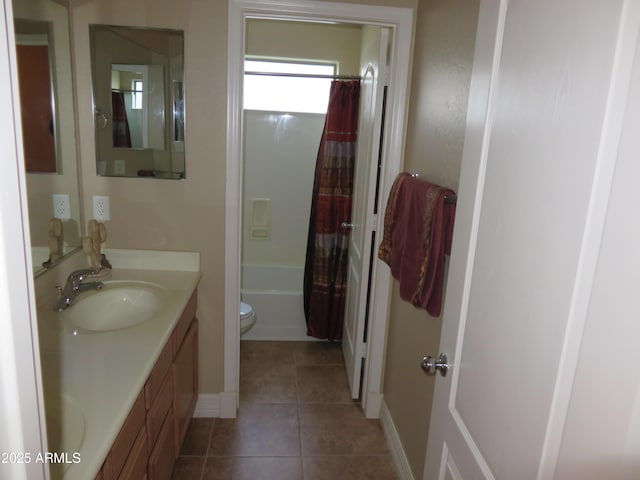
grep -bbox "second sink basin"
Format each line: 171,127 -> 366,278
44,391 -> 85,478
63,281 -> 167,333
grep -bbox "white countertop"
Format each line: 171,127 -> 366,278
36,265 -> 200,480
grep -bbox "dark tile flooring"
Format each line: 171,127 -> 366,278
171,341 -> 398,480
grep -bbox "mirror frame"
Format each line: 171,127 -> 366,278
89,24 -> 186,180
13,0 -> 84,277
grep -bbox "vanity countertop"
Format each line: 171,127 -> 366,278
36,266 -> 200,480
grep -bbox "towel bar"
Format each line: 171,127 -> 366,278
409,173 -> 457,204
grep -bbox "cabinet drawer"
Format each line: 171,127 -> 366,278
145,340 -> 173,409
108,391 -> 145,478
172,291 -> 197,355
146,370 -> 173,449
118,426 -> 148,479
147,411 -> 176,480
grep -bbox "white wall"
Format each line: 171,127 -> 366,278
554,20 -> 640,477
242,111 -> 325,267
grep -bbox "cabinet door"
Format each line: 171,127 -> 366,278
173,319 -> 198,456
117,426 -> 148,480
148,411 -> 175,480
107,392 -> 145,479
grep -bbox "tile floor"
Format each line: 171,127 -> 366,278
171,341 -> 398,480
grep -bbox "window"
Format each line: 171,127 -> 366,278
244,60 -> 335,114
131,79 -> 143,110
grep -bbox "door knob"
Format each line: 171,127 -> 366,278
420,353 -> 450,377
341,222 -> 355,229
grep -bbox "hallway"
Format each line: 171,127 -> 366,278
172,341 -> 397,479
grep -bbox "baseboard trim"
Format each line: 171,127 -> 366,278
218,391 -> 238,418
364,391 -> 383,418
380,399 -> 416,480
193,392 -> 239,418
193,394 -> 219,417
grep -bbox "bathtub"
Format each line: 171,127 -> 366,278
241,264 -> 312,340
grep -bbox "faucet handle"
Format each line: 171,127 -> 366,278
68,268 -> 96,280
67,268 -> 98,290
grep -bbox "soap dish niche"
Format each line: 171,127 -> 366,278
249,198 -> 271,240
250,227 -> 270,240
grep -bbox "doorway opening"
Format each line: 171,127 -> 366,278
241,55 -> 334,342
224,0 -> 415,419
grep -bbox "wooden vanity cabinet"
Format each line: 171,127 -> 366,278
97,291 -> 198,480
173,319 -> 198,456
104,392 -> 146,479
145,344 -> 175,480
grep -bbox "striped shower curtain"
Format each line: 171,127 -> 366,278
303,79 -> 360,341
111,90 -> 132,148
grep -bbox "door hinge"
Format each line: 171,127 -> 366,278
368,214 -> 378,230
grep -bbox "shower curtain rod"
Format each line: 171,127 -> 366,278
245,70 -> 361,80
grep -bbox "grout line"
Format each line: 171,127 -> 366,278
294,347 -> 305,479
197,419 -> 215,480
179,342 -> 384,479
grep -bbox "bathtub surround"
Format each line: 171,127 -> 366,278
242,111 -> 325,267
241,264 -> 309,341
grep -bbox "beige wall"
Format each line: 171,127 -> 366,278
246,19 -> 362,75
70,0 -> 228,393
382,0 -> 479,477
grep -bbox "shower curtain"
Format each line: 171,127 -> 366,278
111,91 -> 132,148
303,79 -> 360,341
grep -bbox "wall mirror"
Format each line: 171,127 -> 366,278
14,0 -> 83,276
90,25 -> 185,179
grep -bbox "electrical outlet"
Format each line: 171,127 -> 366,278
52,194 -> 71,220
93,195 -> 110,221
114,159 -> 126,175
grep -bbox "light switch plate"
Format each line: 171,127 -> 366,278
114,159 -> 126,175
93,195 -> 110,221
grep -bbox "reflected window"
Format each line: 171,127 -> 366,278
132,80 -> 143,110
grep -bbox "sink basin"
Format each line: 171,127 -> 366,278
63,281 -> 167,333
44,392 -> 85,478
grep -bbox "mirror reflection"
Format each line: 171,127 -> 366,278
14,0 -> 83,275
90,25 -> 185,179
15,18 -> 57,173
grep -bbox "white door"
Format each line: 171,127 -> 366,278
342,26 -> 388,399
424,0 -> 636,478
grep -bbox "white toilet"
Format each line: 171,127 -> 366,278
240,302 -> 257,335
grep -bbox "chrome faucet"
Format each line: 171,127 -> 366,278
55,268 -> 105,311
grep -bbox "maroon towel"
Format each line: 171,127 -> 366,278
378,173 -> 456,317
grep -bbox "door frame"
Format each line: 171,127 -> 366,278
224,0 -> 415,418
0,0 -> 48,476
